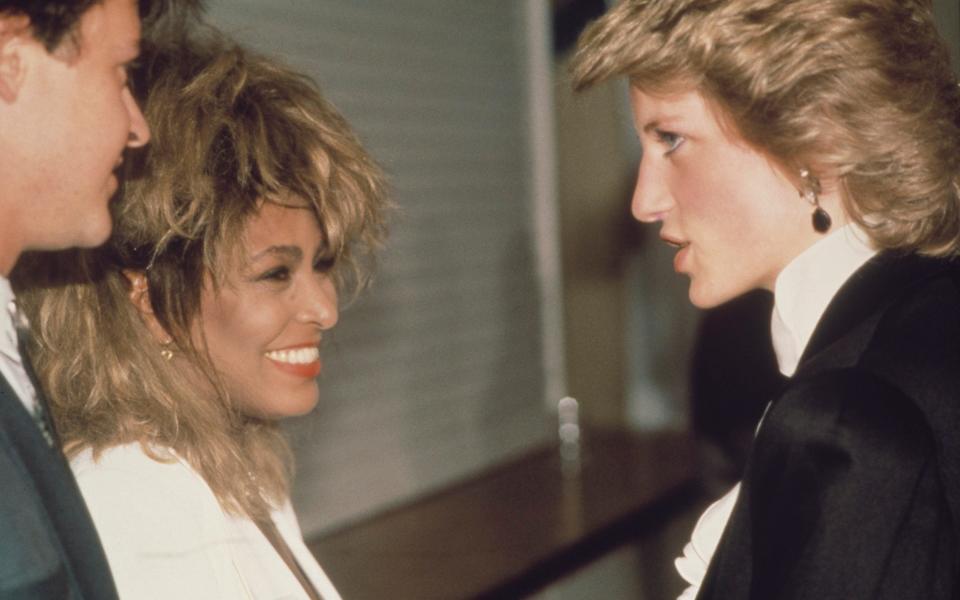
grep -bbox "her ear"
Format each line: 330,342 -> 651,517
0,14 -> 31,103
122,269 -> 173,344
123,269 -> 153,311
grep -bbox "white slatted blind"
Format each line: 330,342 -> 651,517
207,1 -> 554,535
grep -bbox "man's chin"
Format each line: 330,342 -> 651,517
71,211 -> 114,249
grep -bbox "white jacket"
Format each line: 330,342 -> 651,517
72,443 -> 341,600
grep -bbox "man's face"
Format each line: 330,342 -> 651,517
2,0 -> 149,257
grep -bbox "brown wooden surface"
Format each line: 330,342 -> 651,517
308,429 -> 698,600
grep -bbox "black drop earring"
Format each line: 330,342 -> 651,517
811,204 -> 832,233
800,169 -> 831,234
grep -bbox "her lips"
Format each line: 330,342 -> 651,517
663,238 -> 689,250
264,346 -> 322,378
264,347 -> 319,364
673,242 -> 691,273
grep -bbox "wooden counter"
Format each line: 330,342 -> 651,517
308,429 -> 698,599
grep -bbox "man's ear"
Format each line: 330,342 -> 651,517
122,269 -> 173,344
0,14 -> 31,103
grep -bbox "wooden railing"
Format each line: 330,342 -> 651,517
308,429 -> 699,599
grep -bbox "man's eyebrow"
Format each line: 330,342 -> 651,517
250,245 -> 303,262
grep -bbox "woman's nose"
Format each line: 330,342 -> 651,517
300,277 -> 339,330
631,156 -> 673,223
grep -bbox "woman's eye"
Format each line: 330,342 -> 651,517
313,256 -> 336,273
259,266 -> 291,282
656,129 -> 685,154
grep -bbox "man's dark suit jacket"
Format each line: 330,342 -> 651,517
0,374 -> 117,599
698,252 -> 960,599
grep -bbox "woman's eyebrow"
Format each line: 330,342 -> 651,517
249,245 -> 303,262
642,119 -> 663,133
642,114 -> 686,133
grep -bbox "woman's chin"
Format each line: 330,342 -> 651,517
687,278 -> 739,310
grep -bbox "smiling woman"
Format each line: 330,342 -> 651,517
195,200 -> 339,420
13,29 -> 387,600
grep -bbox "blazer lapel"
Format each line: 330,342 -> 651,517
794,252 -> 952,379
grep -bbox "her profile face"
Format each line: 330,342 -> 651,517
197,200 -> 338,419
628,87 -> 821,308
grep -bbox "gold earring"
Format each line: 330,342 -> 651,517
160,339 -> 174,361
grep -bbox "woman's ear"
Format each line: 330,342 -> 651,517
122,269 -> 173,344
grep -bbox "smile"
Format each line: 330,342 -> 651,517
264,347 -> 320,365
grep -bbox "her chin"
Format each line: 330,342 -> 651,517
687,278 -> 739,310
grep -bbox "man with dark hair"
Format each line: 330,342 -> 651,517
0,1 -> 100,50
0,0 -> 150,597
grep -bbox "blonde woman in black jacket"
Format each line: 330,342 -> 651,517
573,0 -> 960,598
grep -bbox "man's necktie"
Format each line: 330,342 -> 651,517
11,304 -> 58,448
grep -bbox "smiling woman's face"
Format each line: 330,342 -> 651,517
627,87 -> 823,308
197,200 -> 338,419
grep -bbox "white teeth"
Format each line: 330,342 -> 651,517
265,347 -> 319,364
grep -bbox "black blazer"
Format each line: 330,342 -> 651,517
698,252 -> 960,599
0,375 -> 117,599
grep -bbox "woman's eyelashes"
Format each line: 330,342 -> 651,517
257,265 -> 292,283
655,129 -> 685,154
313,255 -> 336,273
255,255 -> 335,284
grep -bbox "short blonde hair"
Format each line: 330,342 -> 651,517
15,32 -> 389,519
573,0 -> 960,255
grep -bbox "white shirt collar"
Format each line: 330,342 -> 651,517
0,275 -> 40,414
0,276 -> 19,362
771,224 -> 877,377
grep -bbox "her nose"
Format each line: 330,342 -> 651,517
630,154 -> 673,223
123,87 -> 151,148
300,277 -> 339,330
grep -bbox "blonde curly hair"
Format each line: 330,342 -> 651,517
14,31 -> 389,520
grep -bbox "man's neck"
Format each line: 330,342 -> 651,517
0,222 -> 22,277
0,247 -> 19,278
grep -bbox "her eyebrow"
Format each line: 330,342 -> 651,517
643,116 -> 685,133
643,119 -> 664,133
250,245 -> 303,262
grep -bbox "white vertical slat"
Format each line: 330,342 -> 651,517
524,0 -> 567,415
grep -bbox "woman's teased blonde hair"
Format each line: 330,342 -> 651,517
573,0 -> 960,255
14,31 -> 388,520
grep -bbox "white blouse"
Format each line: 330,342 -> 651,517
72,443 -> 342,600
674,225 -> 877,599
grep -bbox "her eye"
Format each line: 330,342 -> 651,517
313,256 -> 336,273
656,129 -> 685,154
258,266 -> 291,282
